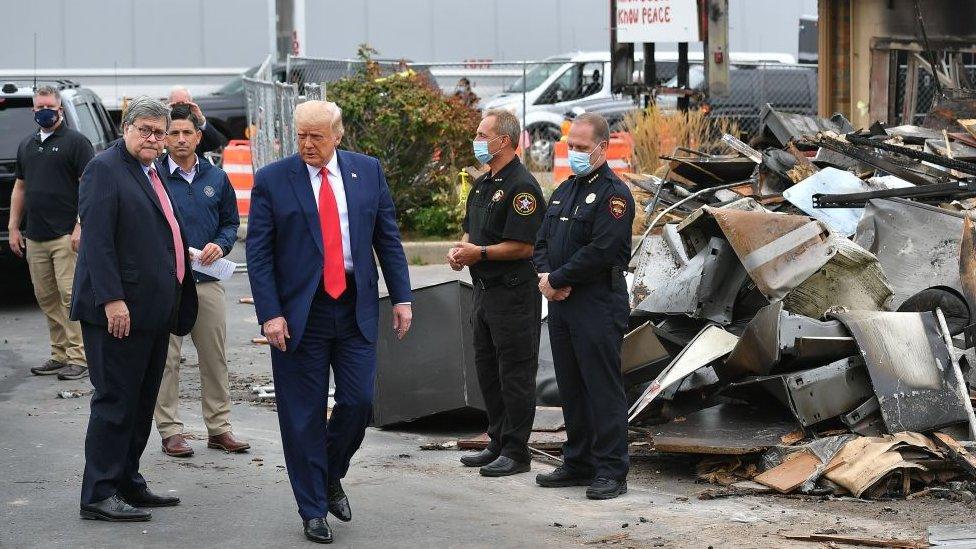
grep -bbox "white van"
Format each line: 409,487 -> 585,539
482,51 -> 795,169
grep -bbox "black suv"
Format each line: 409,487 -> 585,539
0,80 -> 118,274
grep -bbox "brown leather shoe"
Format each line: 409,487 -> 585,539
161,434 -> 194,457
208,432 -> 251,453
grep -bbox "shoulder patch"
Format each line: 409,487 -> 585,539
609,196 -> 627,220
513,192 -> 538,216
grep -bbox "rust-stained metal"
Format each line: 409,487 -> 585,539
683,207 -> 835,302
960,215 -> 976,309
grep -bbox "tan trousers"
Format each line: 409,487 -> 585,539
26,236 -> 85,366
154,281 -> 232,439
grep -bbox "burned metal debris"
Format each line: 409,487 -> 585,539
622,104 -> 976,500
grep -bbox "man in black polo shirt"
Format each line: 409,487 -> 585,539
450,109 -> 546,477
8,85 -> 94,380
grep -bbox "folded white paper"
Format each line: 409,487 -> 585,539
188,247 -> 237,280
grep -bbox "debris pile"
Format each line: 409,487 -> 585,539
621,104 -> 976,500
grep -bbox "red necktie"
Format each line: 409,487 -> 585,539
318,168 -> 346,298
148,167 -> 185,283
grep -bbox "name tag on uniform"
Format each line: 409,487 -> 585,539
552,200 -> 560,205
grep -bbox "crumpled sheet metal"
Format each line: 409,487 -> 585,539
634,236 -> 747,325
722,357 -> 872,427
721,301 -> 856,380
830,310 -> 970,433
630,223 -> 688,309
781,237 -> 893,319
783,167 -> 914,237
628,325 -> 739,423
854,198 -> 966,309
687,207 -> 836,302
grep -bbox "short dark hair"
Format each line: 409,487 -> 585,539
574,112 -> 610,143
169,103 -> 202,130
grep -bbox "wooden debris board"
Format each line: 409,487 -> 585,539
932,432 -> 976,478
782,533 -> 928,548
753,451 -> 821,493
651,404 -> 800,455
458,431 -> 566,452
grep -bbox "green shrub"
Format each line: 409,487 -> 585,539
328,45 -> 479,237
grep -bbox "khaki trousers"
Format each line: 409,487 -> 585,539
154,281 -> 232,439
26,236 -> 85,366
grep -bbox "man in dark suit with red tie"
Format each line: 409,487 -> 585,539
246,100 -> 412,544
71,96 -> 197,521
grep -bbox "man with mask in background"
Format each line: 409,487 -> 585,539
8,85 -> 94,380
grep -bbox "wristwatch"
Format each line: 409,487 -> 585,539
480,246 -> 488,260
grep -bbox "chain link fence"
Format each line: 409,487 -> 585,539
242,75 -> 323,172
892,51 -> 976,126
244,55 -> 816,171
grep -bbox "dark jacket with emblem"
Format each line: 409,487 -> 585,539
70,140 -> 197,336
156,153 -> 240,283
533,161 -> 635,290
462,157 -> 546,284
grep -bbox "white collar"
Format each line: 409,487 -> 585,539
306,152 -> 340,181
168,154 -> 199,176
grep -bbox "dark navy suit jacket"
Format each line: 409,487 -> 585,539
70,140 -> 197,336
246,150 -> 411,348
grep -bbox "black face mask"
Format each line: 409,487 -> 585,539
34,108 -> 59,129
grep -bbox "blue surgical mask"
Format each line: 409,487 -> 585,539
568,142 -> 606,176
34,108 -> 59,129
472,135 -> 502,165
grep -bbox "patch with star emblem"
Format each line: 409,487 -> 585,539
609,196 -> 627,219
513,192 -> 537,216
492,189 -> 505,202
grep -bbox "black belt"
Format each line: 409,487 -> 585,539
473,262 -> 537,290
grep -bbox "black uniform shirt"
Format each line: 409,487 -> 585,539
534,162 -> 635,289
15,124 -> 94,241
462,156 -> 546,281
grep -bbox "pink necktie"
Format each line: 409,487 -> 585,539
148,167 -> 186,283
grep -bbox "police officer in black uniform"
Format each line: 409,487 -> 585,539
533,113 -> 634,499
451,109 -> 546,477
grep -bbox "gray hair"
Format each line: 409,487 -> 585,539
294,100 -> 344,136
482,109 -> 520,150
34,85 -> 62,105
574,112 -> 610,144
122,96 -> 171,129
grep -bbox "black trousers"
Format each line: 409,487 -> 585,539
472,280 -> 542,463
80,321 -> 170,505
547,281 -> 630,481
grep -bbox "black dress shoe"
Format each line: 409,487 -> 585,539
121,487 -> 180,507
586,477 -> 628,500
80,494 -> 151,522
304,517 -> 334,544
480,456 -> 530,477
327,479 -> 351,522
460,449 -> 498,467
536,466 -> 593,488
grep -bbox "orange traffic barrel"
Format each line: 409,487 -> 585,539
552,132 -> 633,184
223,140 -> 253,216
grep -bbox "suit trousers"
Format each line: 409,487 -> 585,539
80,321 -> 170,504
26,236 -> 86,366
154,281 -> 232,439
271,278 -> 376,521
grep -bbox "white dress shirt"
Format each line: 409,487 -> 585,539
307,155 -> 354,272
168,155 -> 199,184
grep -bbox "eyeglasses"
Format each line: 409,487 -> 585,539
133,126 -> 167,141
